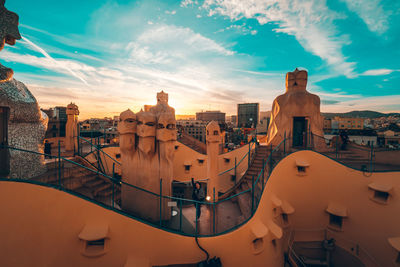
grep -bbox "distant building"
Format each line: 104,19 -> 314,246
237,103 -> 259,128
79,118 -> 114,138
42,106 -> 67,138
334,116 -> 364,130
257,111 -> 270,134
325,129 -> 378,147
259,111 -> 270,121
256,118 -> 269,134
226,115 -> 237,127
323,118 -> 332,130
196,110 -> 225,123
176,120 -> 207,142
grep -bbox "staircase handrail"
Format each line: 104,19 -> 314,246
218,140 -> 256,176
78,136 -> 121,166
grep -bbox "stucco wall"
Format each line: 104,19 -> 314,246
265,150 -> 400,266
0,151 -> 399,266
0,181 -> 284,267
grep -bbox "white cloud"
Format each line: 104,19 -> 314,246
340,0 -> 390,34
140,25 -> 234,56
361,69 -> 399,76
127,24 -> 234,65
199,0 -> 356,77
165,10 -> 177,15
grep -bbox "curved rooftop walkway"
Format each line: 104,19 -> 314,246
1,133 -> 400,237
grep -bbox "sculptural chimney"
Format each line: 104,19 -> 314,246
65,103 -> 79,152
206,121 -> 221,200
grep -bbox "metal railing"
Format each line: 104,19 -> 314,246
218,139 -> 257,177
308,133 -> 400,172
1,131 -> 399,238
76,136 -> 120,175
0,137 -> 285,237
286,228 -> 381,267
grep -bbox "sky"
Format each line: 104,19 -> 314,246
2,0 -> 400,119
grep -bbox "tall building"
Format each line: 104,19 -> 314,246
196,110 -> 225,123
237,103 -> 259,128
42,106 -> 67,138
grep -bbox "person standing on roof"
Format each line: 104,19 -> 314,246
191,178 -> 205,221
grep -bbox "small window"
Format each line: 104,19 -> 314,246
252,238 -> 264,254
297,166 -> 305,172
185,165 -> 191,171
197,159 -> 204,164
396,252 -> 400,264
224,158 -> 230,163
374,190 -> 389,203
213,130 -> 218,135
115,153 -> 121,159
368,183 -> 392,204
175,145 -> 179,150
87,239 -> 105,247
329,214 -> 342,229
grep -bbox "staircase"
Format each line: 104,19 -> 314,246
216,145 -> 270,227
32,157 -> 121,206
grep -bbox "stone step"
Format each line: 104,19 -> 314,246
93,182 -> 112,196
84,179 -> 104,188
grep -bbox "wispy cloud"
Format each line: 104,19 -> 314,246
340,0 -> 391,34
361,68 -> 399,76
196,0 -> 356,77
21,36 -> 89,85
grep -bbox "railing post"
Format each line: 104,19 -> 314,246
195,202 -> 198,235
248,142 -> 251,168
112,163 -> 115,208
76,127 -> 79,156
213,187 -> 216,234
159,178 -> 163,227
90,131 -> 93,153
262,159 -> 265,190
251,175 -> 254,215
370,141 -> 374,171
179,199 -> 182,233
335,134 -> 339,159
234,157 -> 237,185
97,141 -> 101,170
58,140 -> 61,188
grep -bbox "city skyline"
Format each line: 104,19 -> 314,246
2,0 -> 400,119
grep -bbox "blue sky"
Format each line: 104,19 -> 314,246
2,0 -> 400,119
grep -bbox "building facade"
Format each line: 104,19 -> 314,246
237,103 -> 259,128
176,120 -> 207,142
196,110 -> 225,123
42,106 -> 67,138
334,116 -> 364,130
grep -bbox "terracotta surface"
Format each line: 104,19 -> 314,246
1,151 -> 398,266
65,103 -> 79,152
118,91 -> 176,221
266,68 -> 325,150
